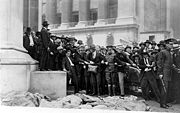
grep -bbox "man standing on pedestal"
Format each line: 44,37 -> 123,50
40,21 -> 50,71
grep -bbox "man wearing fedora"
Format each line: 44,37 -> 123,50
157,39 -> 175,108
139,51 -> 160,102
172,40 -> 180,103
87,44 -> 104,96
39,21 -> 50,70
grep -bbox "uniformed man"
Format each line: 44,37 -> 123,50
104,46 -> 116,96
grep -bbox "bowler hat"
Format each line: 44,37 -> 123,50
133,46 -> 139,50
106,45 -> 115,49
151,41 -> 157,45
42,21 -> 49,26
124,45 -> 132,51
90,44 -> 96,49
141,51 -> 150,56
139,42 -> 145,46
151,50 -> 158,55
164,38 -> 177,44
144,40 -> 152,44
77,40 -> 83,44
132,54 -> 141,58
157,40 -> 166,47
26,27 -> 31,32
68,37 -> 77,42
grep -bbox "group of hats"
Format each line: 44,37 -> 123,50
139,40 -> 157,46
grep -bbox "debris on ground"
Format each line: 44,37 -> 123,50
1,91 -> 149,111
1,91 -> 180,112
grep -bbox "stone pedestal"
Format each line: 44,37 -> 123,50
116,0 -> 137,25
0,0 -> 38,96
29,71 -> 67,99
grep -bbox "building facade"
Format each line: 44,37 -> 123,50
23,0 -> 180,46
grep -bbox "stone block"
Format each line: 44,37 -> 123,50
29,71 -> 66,99
0,49 -> 38,96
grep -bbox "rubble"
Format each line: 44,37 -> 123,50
1,91 -> 150,111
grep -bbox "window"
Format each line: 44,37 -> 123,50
149,35 -> 155,41
90,9 -> 97,23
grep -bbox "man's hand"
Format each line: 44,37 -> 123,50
159,74 -> 163,79
105,62 -> 108,65
101,60 -> 104,64
47,47 -> 50,51
126,63 -> 131,66
84,61 -> 89,64
90,61 -> 94,64
178,69 -> 180,73
50,52 -> 54,55
132,63 -> 136,67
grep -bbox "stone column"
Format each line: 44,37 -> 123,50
38,0 -> 43,31
59,0 -> 72,29
95,0 -> 109,26
76,0 -> 90,27
0,0 -> 37,95
116,0 -> 137,25
137,0 -> 144,32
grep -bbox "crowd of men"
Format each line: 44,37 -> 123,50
23,21 -> 180,109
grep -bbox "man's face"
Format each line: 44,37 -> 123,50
79,48 -> 84,54
145,43 -> 150,47
90,48 -> 95,53
135,57 -> 139,61
126,48 -> 131,53
107,48 -> 113,54
141,45 -> 145,49
134,48 -> 138,51
159,45 -> 165,51
66,51 -> 71,57
166,43 -> 173,49
143,54 -> 148,58
116,48 -> 123,53
152,44 -> 156,48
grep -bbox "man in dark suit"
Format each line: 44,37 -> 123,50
39,21 -> 50,70
139,52 -> 160,102
87,44 -> 104,96
62,50 -> 79,93
73,46 -> 88,91
23,27 -> 36,59
157,39 -> 175,108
